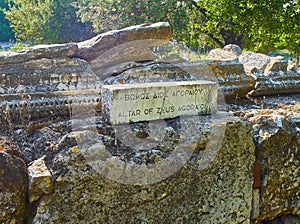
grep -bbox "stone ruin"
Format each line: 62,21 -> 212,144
0,22 -> 299,128
0,22 -> 299,224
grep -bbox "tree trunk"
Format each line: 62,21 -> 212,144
220,29 -> 244,48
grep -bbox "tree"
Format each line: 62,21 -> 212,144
187,0 -> 300,53
4,0 -> 299,53
0,0 -> 15,41
246,0 -> 300,54
75,0 -> 189,42
5,0 -> 94,44
75,0 -> 299,53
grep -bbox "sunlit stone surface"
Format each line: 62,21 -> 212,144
102,81 -> 218,124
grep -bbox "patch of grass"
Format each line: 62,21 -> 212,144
10,42 -> 31,51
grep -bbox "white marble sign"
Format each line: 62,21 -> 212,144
102,81 -> 218,124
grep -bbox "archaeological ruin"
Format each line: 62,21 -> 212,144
0,22 -> 299,224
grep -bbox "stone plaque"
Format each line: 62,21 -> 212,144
102,81 -> 218,124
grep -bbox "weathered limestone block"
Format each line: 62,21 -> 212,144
206,60 -> 254,100
239,51 -> 271,74
75,22 -> 172,61
90,39 -> 158,78
264,56 -> 288,76
248,110 -> 300,223
223,44 -> 242,56
102,81 -> 218,124
0,92 -> 100,127
0,57 -> 92,89
0,54 -> 101,127
28,157 -> 53,203
208,48 -> 238,61
249,75 -> 300,96
174,60 -> 254,101
0,138 -> 28,224
32,121 -> 255,223
0,43 -> 78,66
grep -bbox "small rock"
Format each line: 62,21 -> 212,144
264,57 -> 288,76
239,51 -> 270,74
208,48 -> 238,61
223,44 -> 242,56
28,157 -> 53,203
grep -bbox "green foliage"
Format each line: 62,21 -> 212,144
0,0 -> 15,41
5,0 -> 94,44
3,0 -> 299,54
241,0 -> 300,53
188,0 -> 300,53
75,0 -> 189,42
75,0 -> 299,53
10,42 -> 30,50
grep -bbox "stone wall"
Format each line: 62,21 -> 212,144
1,97 -> 299,224
0,22 -> 299,224
31,122 -> 255,224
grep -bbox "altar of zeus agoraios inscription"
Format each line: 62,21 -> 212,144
102,81 -> 218,124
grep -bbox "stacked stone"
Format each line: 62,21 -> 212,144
208,45 -> 300,96
1,22 -> 299,128
0,43 -> 101,127
0,22 -> 173,128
